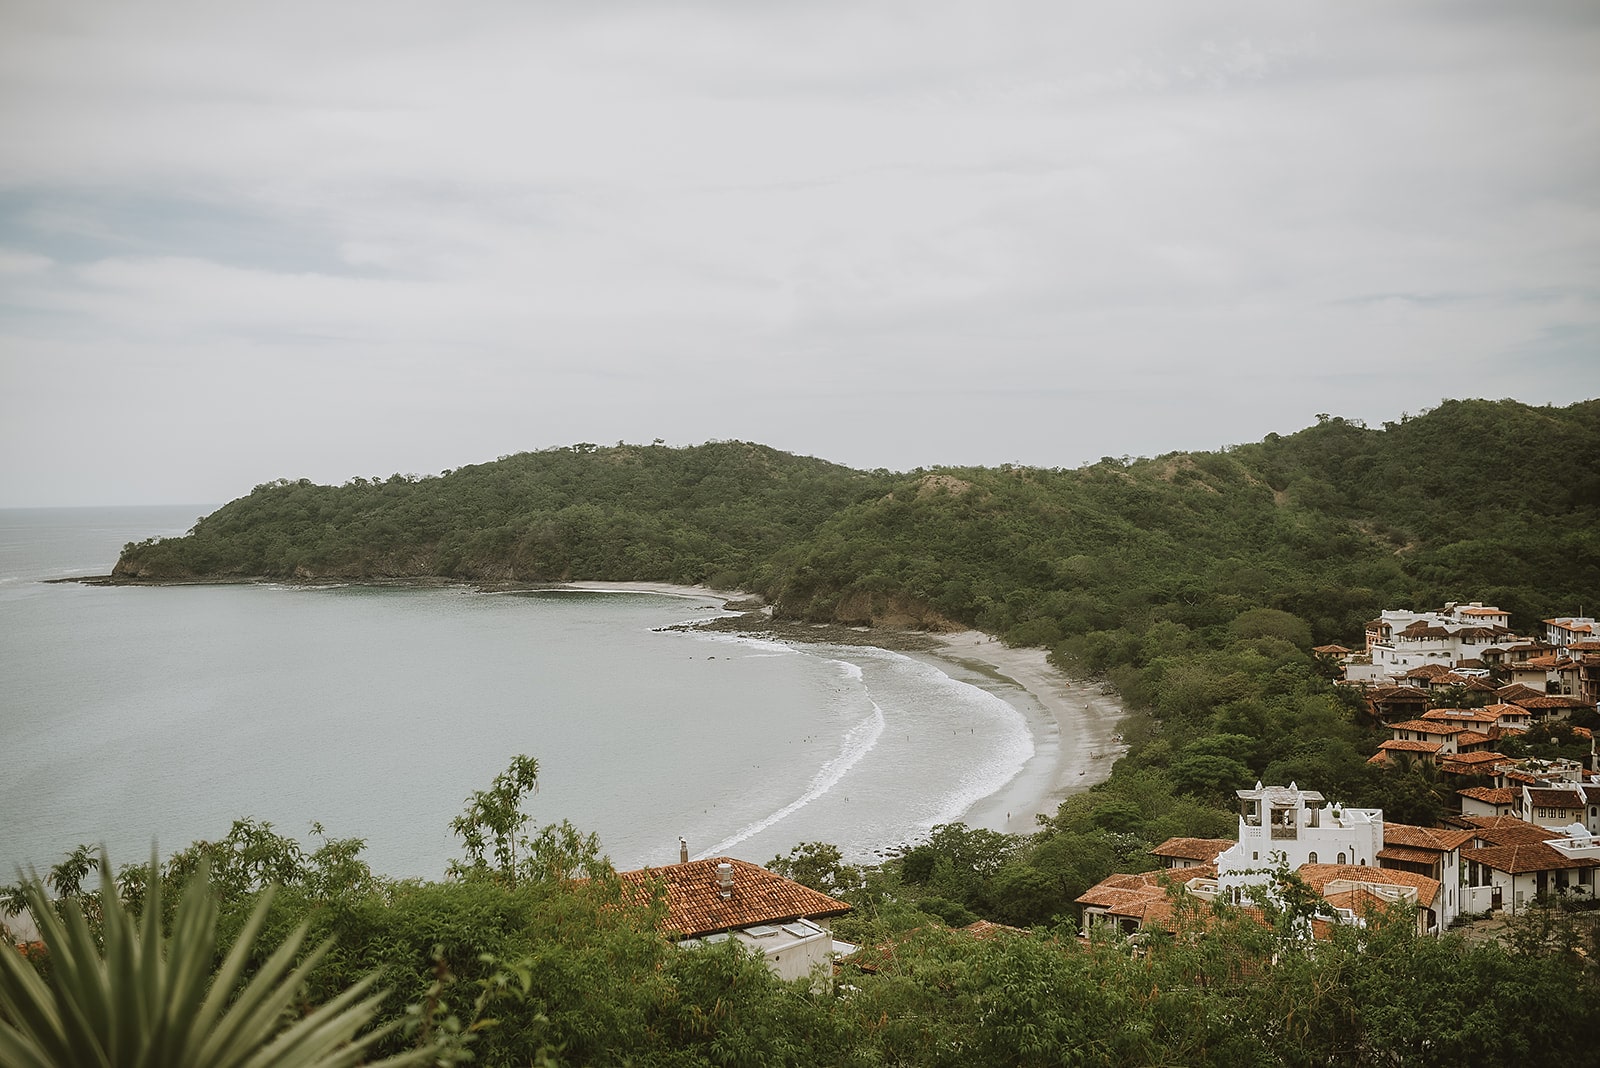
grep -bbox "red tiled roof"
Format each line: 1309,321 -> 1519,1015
1423,709 -> 1499,724
615,857 -> 850,939
1458,815 -> 1557,846
1296,864 -> 1440,908
1149,837 -> 1235,863
1454,731 -> 1494,748
1403,663 -> 1453,678
1388,719 -> 1463,735
1498,683 -> 1550,702
1440,750 -> 1509,766
1368,686 -> 1430,700
1457,786 -> 1518,805
1377,739 -> 1443,753
1516,695 -> 1593,709
1381,824 -> 1477,852
1462,842 -> 1598,875
1313,644 -> 1352,655
1376,846 -> 1441,866
1526,787 -> 1587,809
1484,703 -> 1531,717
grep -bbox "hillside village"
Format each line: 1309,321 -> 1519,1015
1080,603 -> 1600,940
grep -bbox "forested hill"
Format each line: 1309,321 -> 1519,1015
114,398 -> 1600,647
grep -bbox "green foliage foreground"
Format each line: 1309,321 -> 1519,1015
0,853 -> 426,1068
6,815 -> 1599,1066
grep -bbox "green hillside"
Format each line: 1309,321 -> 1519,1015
116,398 -> 1600,646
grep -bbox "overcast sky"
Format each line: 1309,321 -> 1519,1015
2,2 -> 1596,506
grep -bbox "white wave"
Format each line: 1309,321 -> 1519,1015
816,644 -> 1036,844
695,700 -> 886,859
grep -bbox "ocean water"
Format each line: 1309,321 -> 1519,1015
0,507 -> 1032,880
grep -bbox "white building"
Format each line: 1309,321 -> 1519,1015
1358,603 -> 1514,680
1214,783 -> 1383,894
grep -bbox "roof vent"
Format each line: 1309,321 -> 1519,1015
716,862 -> 734,899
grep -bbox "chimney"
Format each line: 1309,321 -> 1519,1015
716,862 -> 734,899
679,837 -> 688,864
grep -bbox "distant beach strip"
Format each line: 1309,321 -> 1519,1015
562,581 -> 1128,837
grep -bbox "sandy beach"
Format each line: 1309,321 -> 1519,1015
563,582 -> 1128,838
915,632 -> 1127,834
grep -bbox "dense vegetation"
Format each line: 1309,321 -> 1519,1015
53,397 -> 1600,1061
7,773 -> 1599,1066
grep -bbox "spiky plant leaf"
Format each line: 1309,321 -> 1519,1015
0,851 -> 431,1068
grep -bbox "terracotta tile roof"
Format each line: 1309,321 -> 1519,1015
960,919 -> 1027,940
1458,815 -> 1556,846
1498,683 -> 1550,702
1368,685 -> 1430,700
615,857 -> 850,939
1403,663 -> 1453,678
1296,864 -> 1440,908
1462,842 -> 1599,874
1313,644 -> 1352,655
1367,752 -> 1389,765
1526,787 -> 1587,809
1439,750 -> 1510,770
1149,837 -> 1235,863
1427,709 -> 1497,725
1377,739 -> 1443,753
1388,719 -> 1463,735
1377,846 -> 1442,866
1454,730 -> 1494,748
1483,703 -> 1531,717
1380,823 -> 1477,852
1458,607 -> 1507,617
1517,695 -> 1593,709
1457,786 -> 1518,805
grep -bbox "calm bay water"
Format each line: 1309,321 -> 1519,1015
0,506 -> 1032,879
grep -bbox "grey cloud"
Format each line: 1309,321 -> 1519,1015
1,1 -> 1597,505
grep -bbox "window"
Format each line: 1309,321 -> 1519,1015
1308,852 -> 1318,864
1337,852 -> 1346,865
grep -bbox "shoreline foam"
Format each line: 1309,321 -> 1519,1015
562,581 -> 1128,838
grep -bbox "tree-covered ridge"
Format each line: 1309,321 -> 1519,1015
116,398 -> 1600,644
115,440 -> 884,588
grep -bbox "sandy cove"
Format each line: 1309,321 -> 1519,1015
562,582 -> 1128,838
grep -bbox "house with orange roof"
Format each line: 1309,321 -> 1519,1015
1081,785 -> 1483,937
1456,815 -> 1600,914
614,856 -> 854,982
1149,837 -> 1235,870
1480,702 -> 1534,729
1373,823 -> 1476,920
1387,719 -> 1466,753
1373,738 -> 1445,767
1545,616 -> 1599,650
1437,750 -> 1513,778
1522,783 -> 1594,832
1458,785 -> 1519,818
1356,604 -> 1515,683
1362,685 -> 1431,723
1294,864 -> 1443,935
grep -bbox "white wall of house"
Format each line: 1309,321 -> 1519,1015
1217,784 -> 1383,896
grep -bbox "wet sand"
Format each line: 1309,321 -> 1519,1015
563,582 -> 1128,838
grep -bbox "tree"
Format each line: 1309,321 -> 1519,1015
450,755 -> 541,882
768,842 -> 862,896
0,852 -> 432,1068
